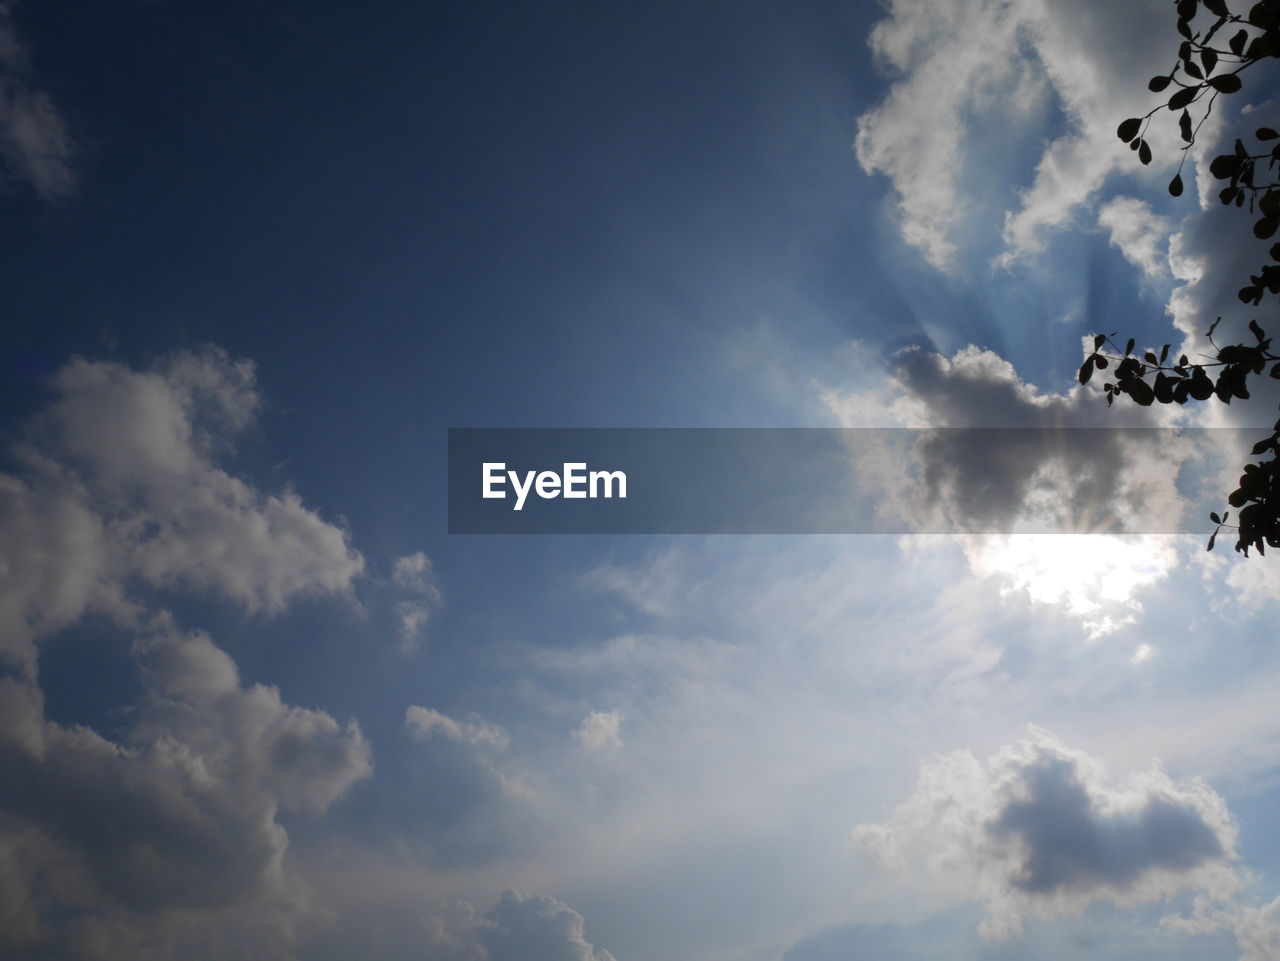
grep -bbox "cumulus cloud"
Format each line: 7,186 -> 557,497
480,890 -> 619,961
0,3 -> 75,198
316,891 -> 619,961
856,0 -> 1197,269
574,711 -> 622,752
392,551 -> 442,652
0,622 -> 372,960
0,348 -> 380,958
0,349 -> 364,673
853,728 -> 1240,939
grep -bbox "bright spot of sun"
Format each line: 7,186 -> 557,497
962,533 -> 1178,640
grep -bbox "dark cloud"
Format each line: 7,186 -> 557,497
854,729 -> 1240,939
989,749 -> 1225,895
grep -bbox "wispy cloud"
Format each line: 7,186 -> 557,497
0,3 -> 75,199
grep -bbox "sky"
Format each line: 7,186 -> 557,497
5,1 -> 1280,959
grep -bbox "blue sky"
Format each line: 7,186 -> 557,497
5,1 -> 1280,960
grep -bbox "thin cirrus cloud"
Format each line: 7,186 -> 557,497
0,3 -> 75,199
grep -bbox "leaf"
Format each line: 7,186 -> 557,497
1208,316 -> 1222,338
1211,512 -> 1222,524
1093,333 -> 1106,350
1252,437 -> 1274,454
1169,86 -> 1199,111
1144,350 -> 1159,364
1126,377 -> 1156,406
1259,127 -> 1280,141
1204,0 -> 1227,14
1256,214 -> 1280,239
1271,243 -> 1280,261
1230,29 -> 1248,56
1125,338 -> 1135,356
1203,47 -> 1219,75
1079,355 -> 1095,385
1251,318 -> 1266,342
1160,344 -> 1170,364
1208,528 -> 1217,551
1170,173 -> 1185,197
1095,355 -> 1108,369
1185,59 -> 1204,80
1139,139 -> 1153,165
1210,153 -> 1240,178
1210,74 -> 1243,94
1117,117 -> 1142,142
1149,75 -> 1172,92
1180,109 -> 1194,142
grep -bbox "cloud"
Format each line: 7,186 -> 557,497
302,891 -> 620,961
405,705 -> 509,752
853,728 -> 1240,939
480,890 -> 618,961
392,551 -> 442,652
825,344 -> 1188,635
574,711 -> 622,752
856,0 -> 1193,270
1098,197 -> 1173,279
0,622 -> 371,960
0,349 -> 364,672
0,3 -> 75,198
0,348 -> 380,958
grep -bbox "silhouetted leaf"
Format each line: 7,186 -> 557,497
1180,109 -> 1194,142
1169,86 -> 1199,110
1117,117 -> 1142,142
1259,127 -> 1280,140
1256,214 -> 1280,239
1230,29 -> 1248,56
1127,378 -> 1156,406
1210,153 -> 1240,178
1139,139 -> 1153,164
1079,355 -> 1095,385
1170,173 -> 1185,196
1210,74 -> 1243,93
1149,75 -> 1172,92
1203,47 -> 1219,75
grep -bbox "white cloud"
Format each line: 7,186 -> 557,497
856,0 -> 1198,270
0,4 -> 75,198
854,727 -> 1241,940
1098,197 -> 1173,279
392,551 -> 442,652
405,705 -> 509,752
0,349 -> 364,673
574,711 -> 622,752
